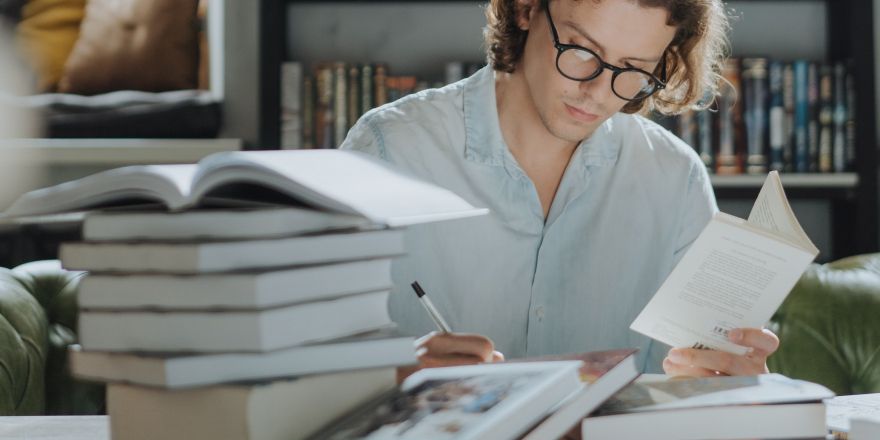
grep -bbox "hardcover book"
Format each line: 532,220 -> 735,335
582,374 -> 834,440
107,367 -> 396,440
71,329 -> 415,388
78,290 -> 392,352
308,361 -> 583,440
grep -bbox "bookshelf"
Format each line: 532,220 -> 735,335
252,0 -> 878,260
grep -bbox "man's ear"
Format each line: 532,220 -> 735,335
515,0 -> 541,31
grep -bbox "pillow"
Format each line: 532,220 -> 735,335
58,0 -> 199,95
15,0 -> 86,92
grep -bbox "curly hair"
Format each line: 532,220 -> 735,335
483,0 -> 730,115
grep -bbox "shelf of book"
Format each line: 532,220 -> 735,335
264,0 -> 877,258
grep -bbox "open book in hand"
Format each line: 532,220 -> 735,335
631,171 -> 819,355
2,149 -> 488,227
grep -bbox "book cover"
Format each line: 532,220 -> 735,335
520,349 -> 640,440
82,206 -> 370,241
77,258 -> 393,310
308,361 -> 583,440
107,368 -> 396,440
582,374 -> 833,440
71,329 -> 415,388
61,228 -> 405,274
78,290 -> 392,352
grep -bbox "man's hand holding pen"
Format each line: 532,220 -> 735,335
397,282 -> 505,382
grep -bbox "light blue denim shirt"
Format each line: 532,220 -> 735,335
340,66 -> 717,372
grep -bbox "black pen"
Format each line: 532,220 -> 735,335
411,281 -> 452,333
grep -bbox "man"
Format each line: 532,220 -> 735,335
341,0 -> 779,378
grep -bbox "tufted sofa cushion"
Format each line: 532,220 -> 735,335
768,253 -> 880,395
0,260 -> 103,415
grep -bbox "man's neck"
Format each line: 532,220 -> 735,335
495,70 -> 589,165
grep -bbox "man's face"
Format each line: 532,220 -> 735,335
518,0 -> 677,143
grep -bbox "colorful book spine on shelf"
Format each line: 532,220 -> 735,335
793,60 -> 810,173
314,63 -> 335,150
767,60 -> 785,172
807,62 -> 820,172
716,58 -> 744,175
347,65 -> 361,133
832,62 -> 848,173
742,57 -> 768,174
818,64 -> 833,173
333,62 -> 348,149
782,62 -> 796,172
845,62 -> 856,172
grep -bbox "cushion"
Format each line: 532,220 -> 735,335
768,254 -> 880,395
15,0 -> 86,92
58,0 -> 200,95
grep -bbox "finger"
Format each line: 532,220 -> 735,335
419,353 -> 486,368
491,350 -> 505,362
729,328 -> 780,357
396,365 -> 419,384
662,357 -> 721,377
421,333 -> 495,362
668,348 -> 762,376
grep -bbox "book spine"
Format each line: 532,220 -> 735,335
782,63 -> 796,172
333,62 -> 348,148
445,61 -> 465,84
280,62 -> 303,150
314,63 -> 335,149
716,58 -> 743,174
742,58 -> 768,174
347,64 -> 361,132
677,109 -> 696,151
361,64 -> 374,116
845,63 -> 856,172
807,62 -> 820,171
302,74 -> 315,149
374,64 -> 388,107
697,107 -> 715,172
793,61 -> 810,172
767,60 -> 785,171
832,62 -> 848,173
818,64 -> 833,173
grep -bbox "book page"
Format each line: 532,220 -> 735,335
631,213 -> 817,355
747,171 -> 817,253
191,150 -> 488,226
3,164 -> 197,217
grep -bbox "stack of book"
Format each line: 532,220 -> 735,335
3,149 -> 489,440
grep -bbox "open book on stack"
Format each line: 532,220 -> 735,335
582,373 -> 835,439
631,171 -> 819,354
2,149 -> 490,440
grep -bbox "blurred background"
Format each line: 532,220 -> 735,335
0,0 -> 878,265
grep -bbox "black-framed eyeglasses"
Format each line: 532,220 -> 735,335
544,0 -> 667,102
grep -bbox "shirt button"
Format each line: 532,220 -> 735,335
535,306 -> 545,320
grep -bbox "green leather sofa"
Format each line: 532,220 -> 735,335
768,253 -> 880,395
0,255 -> 878,414
0,260 -> 103,415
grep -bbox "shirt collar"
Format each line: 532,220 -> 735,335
463,65 -> 622,171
